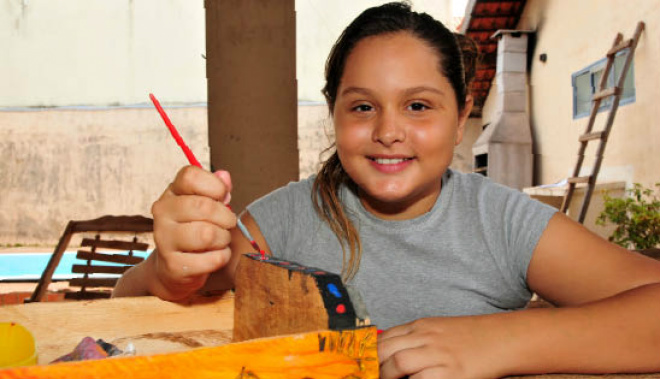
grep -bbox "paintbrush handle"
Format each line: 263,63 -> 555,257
149,93 -> 202,168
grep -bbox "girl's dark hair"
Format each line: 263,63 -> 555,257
313,2 -> 468,282
322,2 -> 467,113
454,32 -> 481,92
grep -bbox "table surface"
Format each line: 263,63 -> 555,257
1,293 -> 659,378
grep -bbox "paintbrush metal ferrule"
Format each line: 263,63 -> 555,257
237,218 -> 265,259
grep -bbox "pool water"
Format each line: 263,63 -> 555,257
0,251 -> 151,281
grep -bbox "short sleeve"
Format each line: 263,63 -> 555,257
245,177 -> 317,260
479,182 -> 557,289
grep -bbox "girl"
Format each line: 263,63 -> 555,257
115,3 -> 660,378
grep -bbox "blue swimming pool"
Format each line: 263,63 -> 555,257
0,251 -> 151,281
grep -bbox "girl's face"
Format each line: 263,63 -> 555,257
333,32 -> 472,220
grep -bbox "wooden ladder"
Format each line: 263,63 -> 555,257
560,21 -> 645,223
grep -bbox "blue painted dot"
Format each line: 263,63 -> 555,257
327,283 -> 342,298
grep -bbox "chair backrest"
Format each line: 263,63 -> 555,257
27,215 -> 153,302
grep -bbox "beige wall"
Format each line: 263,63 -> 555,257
513,0 -> 660,190
0,107 -> 208,245
477,0 -> 660,237
298,104 -> 333,179
454,118 -> 483,173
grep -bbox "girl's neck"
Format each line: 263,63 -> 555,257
356,180 -> 442,221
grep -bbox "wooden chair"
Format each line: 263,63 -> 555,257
27,215 -> 153,302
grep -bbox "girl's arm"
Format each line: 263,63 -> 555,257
378,212 -> 660,379
514,212 -> 660,373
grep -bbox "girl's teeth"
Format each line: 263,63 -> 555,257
375,158 -> 408,165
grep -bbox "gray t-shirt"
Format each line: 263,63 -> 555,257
247,169 -> 557,329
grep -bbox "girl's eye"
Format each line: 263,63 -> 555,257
353,104 -> 373,112
408,102 -> 429,111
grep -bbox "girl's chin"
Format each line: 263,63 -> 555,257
359,187 -> 416,208
357,181 -> 441,217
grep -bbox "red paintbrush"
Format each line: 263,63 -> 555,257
149,93 -> 202,168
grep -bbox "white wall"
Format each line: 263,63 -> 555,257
1,0 -> 207,107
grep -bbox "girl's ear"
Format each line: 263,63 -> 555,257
455,94 -> 474,145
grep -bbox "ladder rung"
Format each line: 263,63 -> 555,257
81,238 -> 149,252
64,291 -> 112,300
579,131 -> 605,142
607,38 -> 633,57
69,277 -> 118,288
567,176 -> 591,184
72,264 -> 130,275
76,250 -> 145,265
593,87 -> 621,102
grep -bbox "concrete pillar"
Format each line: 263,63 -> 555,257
205,0 -> 298,212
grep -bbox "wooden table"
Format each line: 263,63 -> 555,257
0,292 -> 234,364
1,293 -> 659,378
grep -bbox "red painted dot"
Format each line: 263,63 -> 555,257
336,304 -> 346,314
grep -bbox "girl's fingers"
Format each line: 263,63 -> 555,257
157,248 -> 232,280
379,345 -> 434,379
377,328 -> 422,364
153,194 -> 236,230
167,165 -> 231,202
160,220 -> 233,253
378,323 -> 413,342
214,170 -> 233,205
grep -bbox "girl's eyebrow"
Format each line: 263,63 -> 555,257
340,86 -> 372,97
340,86 -> 446,97
403,86 -> 446,97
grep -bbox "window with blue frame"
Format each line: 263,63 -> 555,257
572,51 -> 635,119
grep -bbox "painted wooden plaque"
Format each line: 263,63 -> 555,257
233,253 -> 361,342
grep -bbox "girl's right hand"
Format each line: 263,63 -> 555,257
148,165 -> 237,301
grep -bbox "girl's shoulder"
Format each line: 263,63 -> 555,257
448,169 -> 524,198
247,175 -> 318,220
446,169 -> 556,219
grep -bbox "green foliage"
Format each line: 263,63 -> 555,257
596,183 -> 660,250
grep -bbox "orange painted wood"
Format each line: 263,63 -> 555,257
0,327 -> 379,379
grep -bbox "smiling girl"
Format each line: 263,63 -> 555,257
115,3 -> 660,378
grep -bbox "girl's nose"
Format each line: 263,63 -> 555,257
372,109 -> 405,146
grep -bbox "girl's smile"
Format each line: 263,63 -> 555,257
367,154 -> 415,174
333,31 -> 472,220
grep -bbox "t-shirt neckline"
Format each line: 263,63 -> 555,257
342,169 -> 455,229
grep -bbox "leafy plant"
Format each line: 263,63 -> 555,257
596,183 -> 660,250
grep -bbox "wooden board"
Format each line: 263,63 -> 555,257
0,327 -> 379,379
233,253 -> 359,342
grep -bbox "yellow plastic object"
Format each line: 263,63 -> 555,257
0,322 -> 37,368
